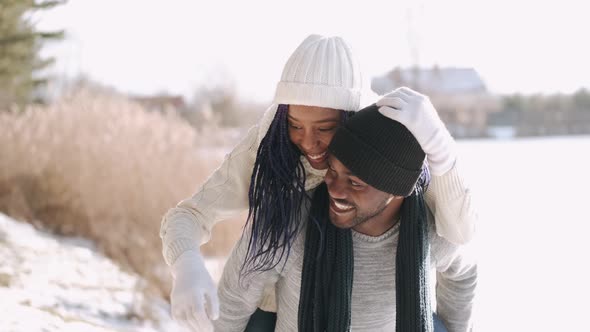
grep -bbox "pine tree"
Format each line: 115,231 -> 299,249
0,0 -> 65,110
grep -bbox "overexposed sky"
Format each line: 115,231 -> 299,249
37,0 -> 589,102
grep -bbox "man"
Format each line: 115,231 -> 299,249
214,104 -> 477,331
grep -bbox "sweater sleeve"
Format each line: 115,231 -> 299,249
424,160 -> 477,245
212,228 -> 282,331
159,123 -> 259,266
431,226 -> 478,332
213,195 -> 311,330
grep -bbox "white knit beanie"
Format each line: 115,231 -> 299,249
273,34 -> 362,112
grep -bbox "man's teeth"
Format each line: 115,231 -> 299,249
334,200 -> 354,210
307,151 -> 327,160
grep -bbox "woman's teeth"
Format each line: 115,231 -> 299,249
307,151 -> 327,160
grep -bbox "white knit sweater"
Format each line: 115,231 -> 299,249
159,104 -> 477,310
213,202 -> 477,332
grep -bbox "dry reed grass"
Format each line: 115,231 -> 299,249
0,86 -> 247,297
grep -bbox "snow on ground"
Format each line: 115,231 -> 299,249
0,213 -> 188,332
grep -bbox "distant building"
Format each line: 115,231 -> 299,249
372,66 -> 501,138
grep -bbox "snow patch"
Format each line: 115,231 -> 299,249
0,213 -> 187,332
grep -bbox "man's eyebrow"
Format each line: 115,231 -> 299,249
342,168 -> 358,177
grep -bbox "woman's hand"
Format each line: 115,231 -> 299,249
377,87 -> 457,176
171,250 -> 219,331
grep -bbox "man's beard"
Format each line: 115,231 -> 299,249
348,196 -> 392,229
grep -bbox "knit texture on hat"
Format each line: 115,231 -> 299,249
328,104 -> 426,196
274,34 -> 362,111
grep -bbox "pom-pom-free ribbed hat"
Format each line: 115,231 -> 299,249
273,34 -> 362,111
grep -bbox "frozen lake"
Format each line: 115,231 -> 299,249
456,135 -> 590,331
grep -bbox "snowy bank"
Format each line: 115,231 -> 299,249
0,213 -> 188,332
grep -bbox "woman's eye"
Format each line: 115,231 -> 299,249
350,180 -> 362,187
318,127 -> 336,132
289,123 -> 302,130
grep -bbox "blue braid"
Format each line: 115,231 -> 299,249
242,104 -> 306,274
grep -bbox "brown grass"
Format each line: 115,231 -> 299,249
0,86 -> 246,297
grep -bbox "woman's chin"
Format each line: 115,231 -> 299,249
306,157 -> 329,170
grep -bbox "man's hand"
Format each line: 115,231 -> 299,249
377,87 -> 457,176
170,250 -> 219,331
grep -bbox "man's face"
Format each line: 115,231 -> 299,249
324,154 -> 398,230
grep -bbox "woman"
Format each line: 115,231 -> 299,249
160,34 -> 476,331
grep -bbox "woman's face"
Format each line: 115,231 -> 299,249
288,105 -> 341,170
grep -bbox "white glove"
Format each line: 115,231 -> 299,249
171,250 -> 219,332
376,87 -> 457,176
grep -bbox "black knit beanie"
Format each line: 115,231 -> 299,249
298,104 -> 433,332
328,104 -> 426,196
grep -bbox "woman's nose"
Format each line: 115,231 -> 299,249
300,131 -> 318,151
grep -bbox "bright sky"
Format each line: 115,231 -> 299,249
37,0 -> 589,102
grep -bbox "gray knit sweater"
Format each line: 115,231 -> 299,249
213,204 -> 477,332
